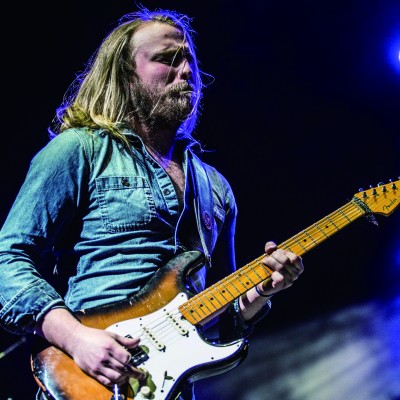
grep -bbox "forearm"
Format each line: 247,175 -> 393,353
35,308 -> 83,355
239,283 -> 273,321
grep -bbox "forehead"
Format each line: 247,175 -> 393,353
132,22 -> 189,55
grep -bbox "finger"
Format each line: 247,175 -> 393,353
263,251 -> 287,273
102,350 -> 146,381
101,360 -> 145,384
264,241 -> 277,255
285,251 -> 303,268
268,271 -> 284,289
121,364 -> 147,380
285,256 -> 304,279
275,258 -> 301,283
270,250 -> 303,272
282,266 -> 300,282
95,363 -> 129,387
99,373 -> 128,387
96,373 -> 116,388
107,333 -> 140,366
112,332 -> 141,349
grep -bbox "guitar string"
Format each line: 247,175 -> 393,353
281,201 -> 362,254
135,190 -> 396,358
113,199 -> 369,362
121,189 -> 391,341
113,310 -> 201,365
176,201 -> 365,323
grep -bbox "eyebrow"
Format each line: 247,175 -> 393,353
157,45 -> 191,57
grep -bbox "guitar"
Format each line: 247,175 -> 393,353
31,179 -> 400,400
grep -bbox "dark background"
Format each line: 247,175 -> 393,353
1,1 -> 399,398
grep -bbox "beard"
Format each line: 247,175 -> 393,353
130,80 -> 195,130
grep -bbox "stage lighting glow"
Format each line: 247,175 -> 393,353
387,33 -> 400,74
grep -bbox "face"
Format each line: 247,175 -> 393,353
129,22 -> 197,128
132,22 -> 194,90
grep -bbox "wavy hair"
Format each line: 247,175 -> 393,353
49,8 -> 203,146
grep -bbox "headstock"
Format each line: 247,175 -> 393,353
353,178 -> 400,216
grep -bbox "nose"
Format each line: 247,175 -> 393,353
178,59 -> 192,81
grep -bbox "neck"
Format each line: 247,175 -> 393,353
137,125 -> 180,167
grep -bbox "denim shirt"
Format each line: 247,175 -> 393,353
0,127 -> 269,336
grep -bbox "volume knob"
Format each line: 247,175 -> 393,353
137,386 -> 152,399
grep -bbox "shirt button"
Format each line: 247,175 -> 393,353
163,188 -> 171,195
202,211 -> 212,230
121,178 -> 130,187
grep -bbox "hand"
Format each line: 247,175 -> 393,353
38,308 -> 146,387
259,241 -> 304,295
68,325 -> 146,388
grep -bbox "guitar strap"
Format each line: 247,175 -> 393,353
186,150 -> 215,270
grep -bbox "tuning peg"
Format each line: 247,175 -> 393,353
386,178 -> 398,190
369,185 -> 377,195
358,188 -> 367,198
376,182 -> 389,193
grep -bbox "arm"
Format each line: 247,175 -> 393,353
0,131 -> 144,386
0,132 -> 86,335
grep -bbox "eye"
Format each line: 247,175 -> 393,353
160,55 -> 182,67
155,50 -> 194,68
157,55 -> 175,65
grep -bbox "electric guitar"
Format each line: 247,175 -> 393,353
31,179 -> 400,400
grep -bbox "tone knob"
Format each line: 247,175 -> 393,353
138,386 -> 152,399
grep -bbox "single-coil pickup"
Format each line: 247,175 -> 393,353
142,327 -> 166,351
165,312 -> 188,335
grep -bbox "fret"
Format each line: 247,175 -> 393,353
180,180 -> 400,325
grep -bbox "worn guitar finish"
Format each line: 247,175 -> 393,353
31,179 -> 400,399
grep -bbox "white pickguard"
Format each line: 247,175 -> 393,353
106,292 -> 245,400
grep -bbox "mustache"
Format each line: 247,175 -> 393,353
166,81 -> 195,95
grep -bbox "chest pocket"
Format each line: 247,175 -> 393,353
96,176 -> 156,233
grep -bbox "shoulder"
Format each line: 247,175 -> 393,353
38,128 -> 90,153
201,160 -> 237,209
203,162 -> 231,189
36,128 -> 111,162
50,127 -> 104,150
188,150 -> 235,197
29,128 -> 100,172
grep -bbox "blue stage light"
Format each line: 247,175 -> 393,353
387,34 -> 400,74
396,242 -> 400,267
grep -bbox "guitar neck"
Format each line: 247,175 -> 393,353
279,198 -> 366,256
180,198 -> 367,325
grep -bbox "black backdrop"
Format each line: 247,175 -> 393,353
1,1 -> 399,398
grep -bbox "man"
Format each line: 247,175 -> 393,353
0,8 -> 303,400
